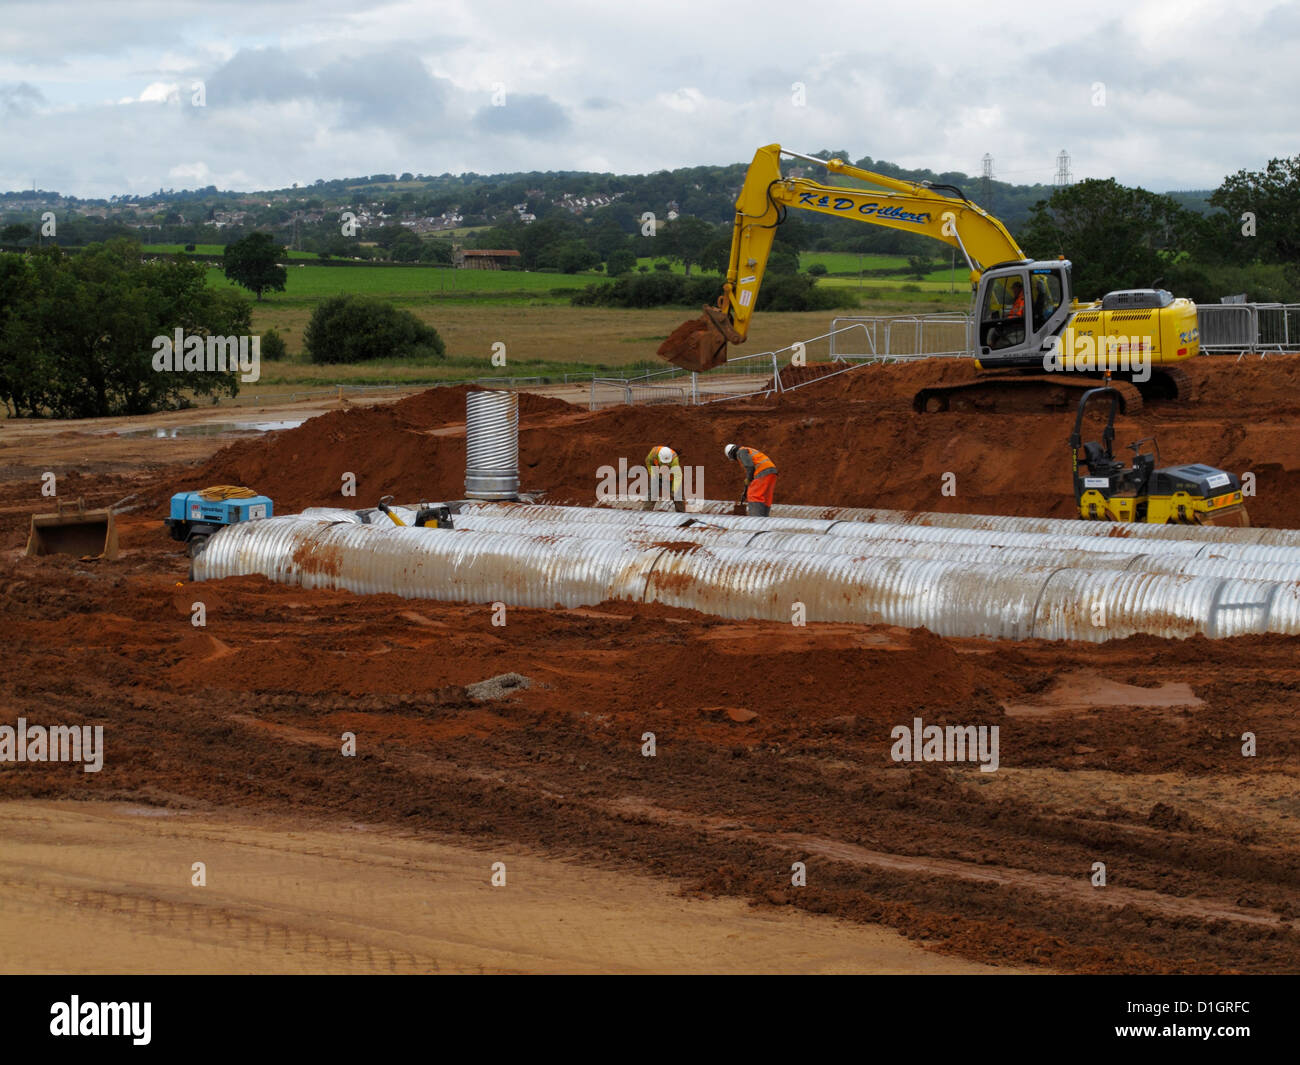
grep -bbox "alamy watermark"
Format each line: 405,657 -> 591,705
50,996 -> 150,1045
595,458 -> 704,503
1043,329 -> 1151,383
152,329 -> 261,383
0,718 -> 104,772
890,716 -> 999,773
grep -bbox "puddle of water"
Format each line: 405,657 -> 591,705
97,419 -> 304,438
1002,673 -> 1203,717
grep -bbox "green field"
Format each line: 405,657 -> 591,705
128,248 -> 970,389
635,252 -> 969,292
802,250 -> 969,290
143,243 -> 321,260
205,263 -> 594,301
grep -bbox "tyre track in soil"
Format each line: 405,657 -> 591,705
2,802 -> 1008,974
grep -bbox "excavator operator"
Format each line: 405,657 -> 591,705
725,443 -> 778,517
1009,280 -> 1025,317
988,280 -> 1026,350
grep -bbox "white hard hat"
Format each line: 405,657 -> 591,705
658,446 -> 674,465
724,443 -> 738,459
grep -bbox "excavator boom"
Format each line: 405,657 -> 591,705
659,144 -> 1027,371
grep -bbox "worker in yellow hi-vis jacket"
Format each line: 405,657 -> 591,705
644,445 -> 686,512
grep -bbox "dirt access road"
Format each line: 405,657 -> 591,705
0,801 -> 1011,974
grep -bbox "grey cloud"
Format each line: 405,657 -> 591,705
0,81 -> 45,117
205,45 -> 452,127
205,47 -> 316,104
316,50 -> 452,125
474,92 -> 569,136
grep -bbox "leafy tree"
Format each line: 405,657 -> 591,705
390,229 -> 423,262
606,248 -> 636,276
906,254 -> 935,279
260,328 -> 288,361
304,295 -> 444,364
1209,155 -> 1300,285
372,223 -> 410,250
807,262 -> 828,276
1017,179 -> 1195,298
420,238 -> 454,265
569,271 -> 852,312
0,241 -> 249,418
766,243 -> 800,276
756,272 -> 844,312
590,216 -> 629,260
222,232 -> 287,300
699,233 -> 732,275
662,216 -> 716,277
555,241 -> 599,274
1,223 -> 30,244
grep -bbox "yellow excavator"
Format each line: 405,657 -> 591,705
659,145 -> 1200,413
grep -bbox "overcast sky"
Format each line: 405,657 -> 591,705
0,0 -> 1295,199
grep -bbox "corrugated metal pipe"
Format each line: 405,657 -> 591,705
445,511 -> 1300,584
464,390 -> 519,500
193,515 -> 1300,642
456,502 -> 1300,565
601,498 -> 1300,547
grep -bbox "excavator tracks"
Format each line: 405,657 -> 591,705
913,375 -> 1145,415
1153,364 -> 1197,403
912,364 -> 1198,415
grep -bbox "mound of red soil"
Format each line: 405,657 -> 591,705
156,355 -> 1300,527
160,384 -> 572,513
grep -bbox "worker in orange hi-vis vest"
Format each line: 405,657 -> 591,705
724,443 -> 778,517
644,445 -> 686,512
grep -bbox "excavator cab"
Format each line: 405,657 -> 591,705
1068,387 -> 1248,525
974,262 -> 1071,362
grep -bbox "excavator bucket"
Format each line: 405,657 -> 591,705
657,305 -> 737,372
25,498 -> 119,560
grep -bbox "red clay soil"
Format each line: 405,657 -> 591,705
1,539 -> 1298,973
142,354 -> 1300,528
3,356 -> 1300,973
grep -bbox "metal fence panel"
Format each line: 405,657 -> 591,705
829,314 -> 971,362
1198,304 -> 1258,351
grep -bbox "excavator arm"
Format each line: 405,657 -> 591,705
659,144 -> 1027,371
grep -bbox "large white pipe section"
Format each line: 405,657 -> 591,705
650,499 -> 1300,546
194,516 -> 1300,642
445,511 -> 1300,584
456,502 -> 1300,566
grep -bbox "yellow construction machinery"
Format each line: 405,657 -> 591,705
660,145 -> 1200,413
1070,387 -> 1247,525
376,495 -> 454,528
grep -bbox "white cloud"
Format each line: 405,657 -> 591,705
138,81 -> 181,103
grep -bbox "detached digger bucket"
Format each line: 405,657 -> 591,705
25,497 -> 119,560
